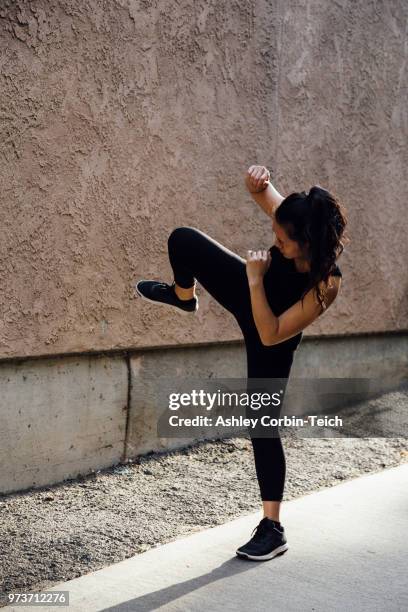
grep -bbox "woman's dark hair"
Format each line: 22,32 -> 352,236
274,185 -> 350,311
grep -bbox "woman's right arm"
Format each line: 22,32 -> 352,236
245,165 -> 285,217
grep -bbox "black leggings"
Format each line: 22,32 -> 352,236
168,226 -> 295,502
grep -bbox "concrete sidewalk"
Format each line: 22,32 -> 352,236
6,464 -> 408,612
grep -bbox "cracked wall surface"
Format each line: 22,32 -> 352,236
0,0 -> 407,359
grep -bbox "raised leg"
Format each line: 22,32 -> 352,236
168,226 -> 252,320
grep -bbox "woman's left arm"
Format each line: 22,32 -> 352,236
246,250 -> 341,346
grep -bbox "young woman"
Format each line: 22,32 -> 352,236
135,165 -> 348,561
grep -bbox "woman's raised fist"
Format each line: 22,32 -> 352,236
245,165 -> 270,193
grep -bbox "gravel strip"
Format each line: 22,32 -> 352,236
1,389 -> 407,607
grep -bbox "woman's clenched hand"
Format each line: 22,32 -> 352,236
245,249 -> 272,287
245,165 -> 270,193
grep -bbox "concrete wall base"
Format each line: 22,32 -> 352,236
1,332 -> 406,495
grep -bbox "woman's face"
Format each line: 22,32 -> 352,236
272,218 -> 308,260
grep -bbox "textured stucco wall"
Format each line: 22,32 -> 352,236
0,0 -> 407,360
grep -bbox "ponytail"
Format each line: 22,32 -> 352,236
275,185 -> 349,311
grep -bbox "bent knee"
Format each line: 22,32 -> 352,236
168,226 -> 200,246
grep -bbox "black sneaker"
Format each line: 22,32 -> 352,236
135,280 -> 198,314
236,517 -> 288,561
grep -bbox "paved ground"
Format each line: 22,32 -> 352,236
1,385 -> 406,605
5,463 -> 408,612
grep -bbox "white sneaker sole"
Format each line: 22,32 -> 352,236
135,281 -> 199,316
236,543 -> 289,561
